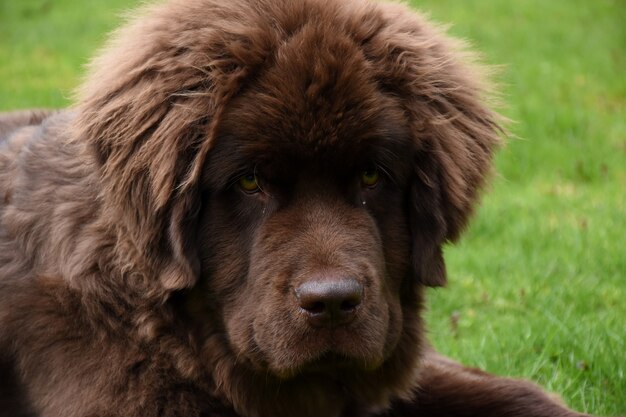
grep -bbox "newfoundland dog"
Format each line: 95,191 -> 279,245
0,0 -> 594,416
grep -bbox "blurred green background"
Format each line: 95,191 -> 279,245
1,0 -> 624,415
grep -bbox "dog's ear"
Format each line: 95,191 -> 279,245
408,143 -> 448,287
72,3 -> 258,293
362,3 -> 504,286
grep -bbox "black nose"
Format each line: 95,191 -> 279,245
295,278 -> 363,327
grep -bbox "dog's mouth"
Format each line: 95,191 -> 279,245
258,327 -> 390,379
268,350 -> 383,380
301,352 -> 382,374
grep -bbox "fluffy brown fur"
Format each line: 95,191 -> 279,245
0,0 -> 593,416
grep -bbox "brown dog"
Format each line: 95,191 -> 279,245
0,0 -> 595,416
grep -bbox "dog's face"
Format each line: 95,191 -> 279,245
198,51 -> 417,376
75,0 -> 501,412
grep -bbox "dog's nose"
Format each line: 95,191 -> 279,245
295,278 -> 363,327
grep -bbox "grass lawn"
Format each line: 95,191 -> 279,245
1,0 -> 624,415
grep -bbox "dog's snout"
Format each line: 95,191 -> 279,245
295,278 -> 363,327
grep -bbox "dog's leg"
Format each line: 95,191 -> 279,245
380,351 -> 593,417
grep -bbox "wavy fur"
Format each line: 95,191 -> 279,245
0,1 -> 591,417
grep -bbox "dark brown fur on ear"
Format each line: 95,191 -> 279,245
358,3 -> 504,285
409,143 -> 448,287
71,2 -> 266,291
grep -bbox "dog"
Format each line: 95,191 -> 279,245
0,0 -> 595,416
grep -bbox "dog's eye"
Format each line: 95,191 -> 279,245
238,173 -> 261,193
361,167 -> 380,188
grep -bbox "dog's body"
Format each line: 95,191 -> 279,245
0,0 -> 593,416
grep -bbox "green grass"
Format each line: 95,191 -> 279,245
0,0 -> 132,108
418,1 -> 626,415
1,0 -> 624,415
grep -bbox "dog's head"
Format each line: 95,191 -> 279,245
74,0 -> 501,413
